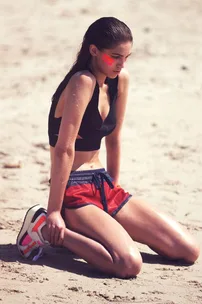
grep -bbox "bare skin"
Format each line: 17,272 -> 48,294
44,42 -> 200,278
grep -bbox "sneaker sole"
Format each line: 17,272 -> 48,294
16,204 -> 43,257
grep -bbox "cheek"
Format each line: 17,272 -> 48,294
101,54 -> 115,66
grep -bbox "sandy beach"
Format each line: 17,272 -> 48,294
0,0 -> 202,303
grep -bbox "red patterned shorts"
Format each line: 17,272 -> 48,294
62,168 -> 132,217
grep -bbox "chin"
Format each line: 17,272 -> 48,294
107,71 -> 120,78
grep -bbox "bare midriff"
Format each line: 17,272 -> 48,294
50,146 -> 103,176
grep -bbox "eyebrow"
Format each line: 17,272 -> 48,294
111,52 -> 132,57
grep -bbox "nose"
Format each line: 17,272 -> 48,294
117,58 -> 126,69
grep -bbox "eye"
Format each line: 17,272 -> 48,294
111,56 -> 120,59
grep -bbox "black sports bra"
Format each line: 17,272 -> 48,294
48,68 -> 118,151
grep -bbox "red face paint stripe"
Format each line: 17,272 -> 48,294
102,53 -> 114,66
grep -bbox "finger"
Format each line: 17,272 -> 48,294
50,225 -> 56,245
54,228 -> 60,246
46,223 -> 51,243
57,228 -> 65,247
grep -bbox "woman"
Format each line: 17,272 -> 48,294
16,17 -> 200,278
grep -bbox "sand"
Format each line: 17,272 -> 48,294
0,0 -> 202,303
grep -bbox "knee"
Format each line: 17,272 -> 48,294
171,240 -> 200,264
183,242 -> 200,264
114,250 -> 143,279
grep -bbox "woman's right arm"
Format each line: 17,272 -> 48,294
47,71 -> 95,246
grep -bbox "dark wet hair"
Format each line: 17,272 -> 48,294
52,17 -> 133,101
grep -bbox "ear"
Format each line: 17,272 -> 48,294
89,44 -> 99,57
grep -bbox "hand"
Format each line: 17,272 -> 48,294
46,211 -> 66,247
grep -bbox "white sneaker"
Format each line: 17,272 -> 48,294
16,204 -> 49,261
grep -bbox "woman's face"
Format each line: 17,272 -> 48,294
92,41 -> 132,78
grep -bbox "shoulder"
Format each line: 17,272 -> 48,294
60,70 -> 97,108
119,68 -> 130,81
68,70 -> 96,90
117,68 -> 130,94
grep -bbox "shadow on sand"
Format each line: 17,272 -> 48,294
0,243 -> 192,279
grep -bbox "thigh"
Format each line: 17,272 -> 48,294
114,197 -> 199,260
64,205 -> 141,261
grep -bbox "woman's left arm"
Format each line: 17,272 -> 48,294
105,68 -> 130,186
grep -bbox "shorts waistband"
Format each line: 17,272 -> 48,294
69,168 -> 107,181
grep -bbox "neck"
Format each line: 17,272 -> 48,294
88,61 -> 106,87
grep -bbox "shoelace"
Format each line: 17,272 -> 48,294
32,247 -> 44,261
92,172 -> 114,212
